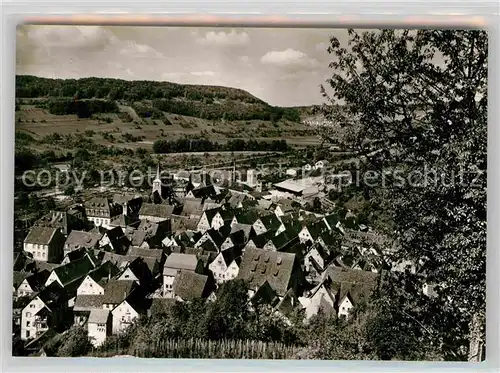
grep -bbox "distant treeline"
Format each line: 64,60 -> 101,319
153,138 -> 289,153
16,75 -> 302,123
16,75 -> 264,104
36,99 -> 119,118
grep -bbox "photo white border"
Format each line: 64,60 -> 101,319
1,1 -> 499,372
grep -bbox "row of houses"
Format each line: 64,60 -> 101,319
14,166 -> 394,351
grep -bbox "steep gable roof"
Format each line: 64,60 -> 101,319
74,294 -> 104,311
259,214 -> 282,231
237,248 -> 296,297
173,270 -> 208,301
52,254 -> 97,286
88,309 -> 110,324
22,270 -> 51,292
102,279 -> 136,304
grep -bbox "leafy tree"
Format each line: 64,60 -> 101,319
320,29 -> 486,360
55,326 -> 92,357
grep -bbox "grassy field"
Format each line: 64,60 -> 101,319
15,103 -> 320,151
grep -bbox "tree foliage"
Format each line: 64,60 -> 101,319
320,29 -> 487,360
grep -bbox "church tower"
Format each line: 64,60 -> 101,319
152,163 -> 162,196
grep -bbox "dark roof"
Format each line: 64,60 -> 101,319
323,266 -> 379,287
139,203 -> 174,219
251,230 -> 276,248
73,294 -> 104,311
125,228 -> 147,247
65,230 -> 100,249
226,229 -> 247,247
237,248 -> 296,297
64,248 -> 88,263
235,210 -> 260,225
24,226 -> 58,245
199,239 -> 218,253
173,270 -> 208,300
305,221 -> 330,240
122,257 -> 153,285
34,261 -> 60,273
102,279 -> 136,304
13,271 -> 30,289
88,261 -> 120,283
110,214 -> 137,228
218,246 -> 242,266
24,270 -> 51,291
52,254 -> 97,286
231,223 -> 253,240
36,281 -> 67,310
251,281 -> 279,306
102,252 -> 130,268
127,247 -> 163,262
274,288 -> 299,318
259,214 -> 282,231
34,211 -> 70,229
271,229 -> 299,251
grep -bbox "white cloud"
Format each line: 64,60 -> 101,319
25,25 -> 119,49
119,42 -> 164,59
260,48 -> 319,69
196,29 -> 250,47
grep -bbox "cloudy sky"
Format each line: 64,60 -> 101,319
16,25 -> 350,106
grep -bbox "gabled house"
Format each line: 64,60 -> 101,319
84,197 -> 122,229
177,198 -> 205,219
117,257 -> 153,288
172,270 -> 210,302
126,247 -> 164,275
220,229 -> 247,251
99,226 -> 130,255
232,210 -> 260,226
24,226 -> 65,263
61,247 -> 88,265
237,248 -> 304,298
194,225 -> 231,250
73,294 -> 104,325
253,214 -> 284,236
21,282 -> 69,340
298,220 -> 330,244
244,230 -> 276,251
111,289 -> 149,335
88,309 -> 112,347
15,270 -> 50,299
135,219 -> 171,249
266,229 -> 300,252
274,201 -> 295,217
44,253 -> 98,292
34,210 -> 85,236
138,203 -> 174,223
113,194 -> 143,221
163,253 -> 203,298
208,247 -> 242,284
304,244 -> 330,275
76,261 -> 120,296
101,279 -> 137,310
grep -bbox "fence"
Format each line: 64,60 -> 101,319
89,338 -> 303,359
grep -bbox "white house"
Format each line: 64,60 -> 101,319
77,275 -> 105,296
21,296 -> 47,340
163,253 -> 201,298
88,309 -> 111,347
304,245 -> 327,273
337,293 -> 354,319
208,250 -> 241,284
23,226 -> 65,263
111,299 -> 139,335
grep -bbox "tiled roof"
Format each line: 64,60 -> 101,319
102,279 -> 136,304
88,309 -> 110,324
24,270 -> 51,291
259,214 -> 282,231
65,230 -> 100,249
163,253 -> 198,273
139,203 -> 174,219
127,247 -> 163,262
24,226 -> 58,245
52,254 -> 97,286
73,294 -> 104,311
13,271 -> 30,289
250,230 -> 275,248
173,270 -> 208,301
237,248 -> 296,297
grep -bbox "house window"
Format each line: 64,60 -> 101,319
26,312 -> 31,317
30,304 -> 35,308
26,331 -> 30,338
26,321 -> 30,327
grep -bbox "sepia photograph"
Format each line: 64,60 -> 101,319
13,26 -> 486,361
